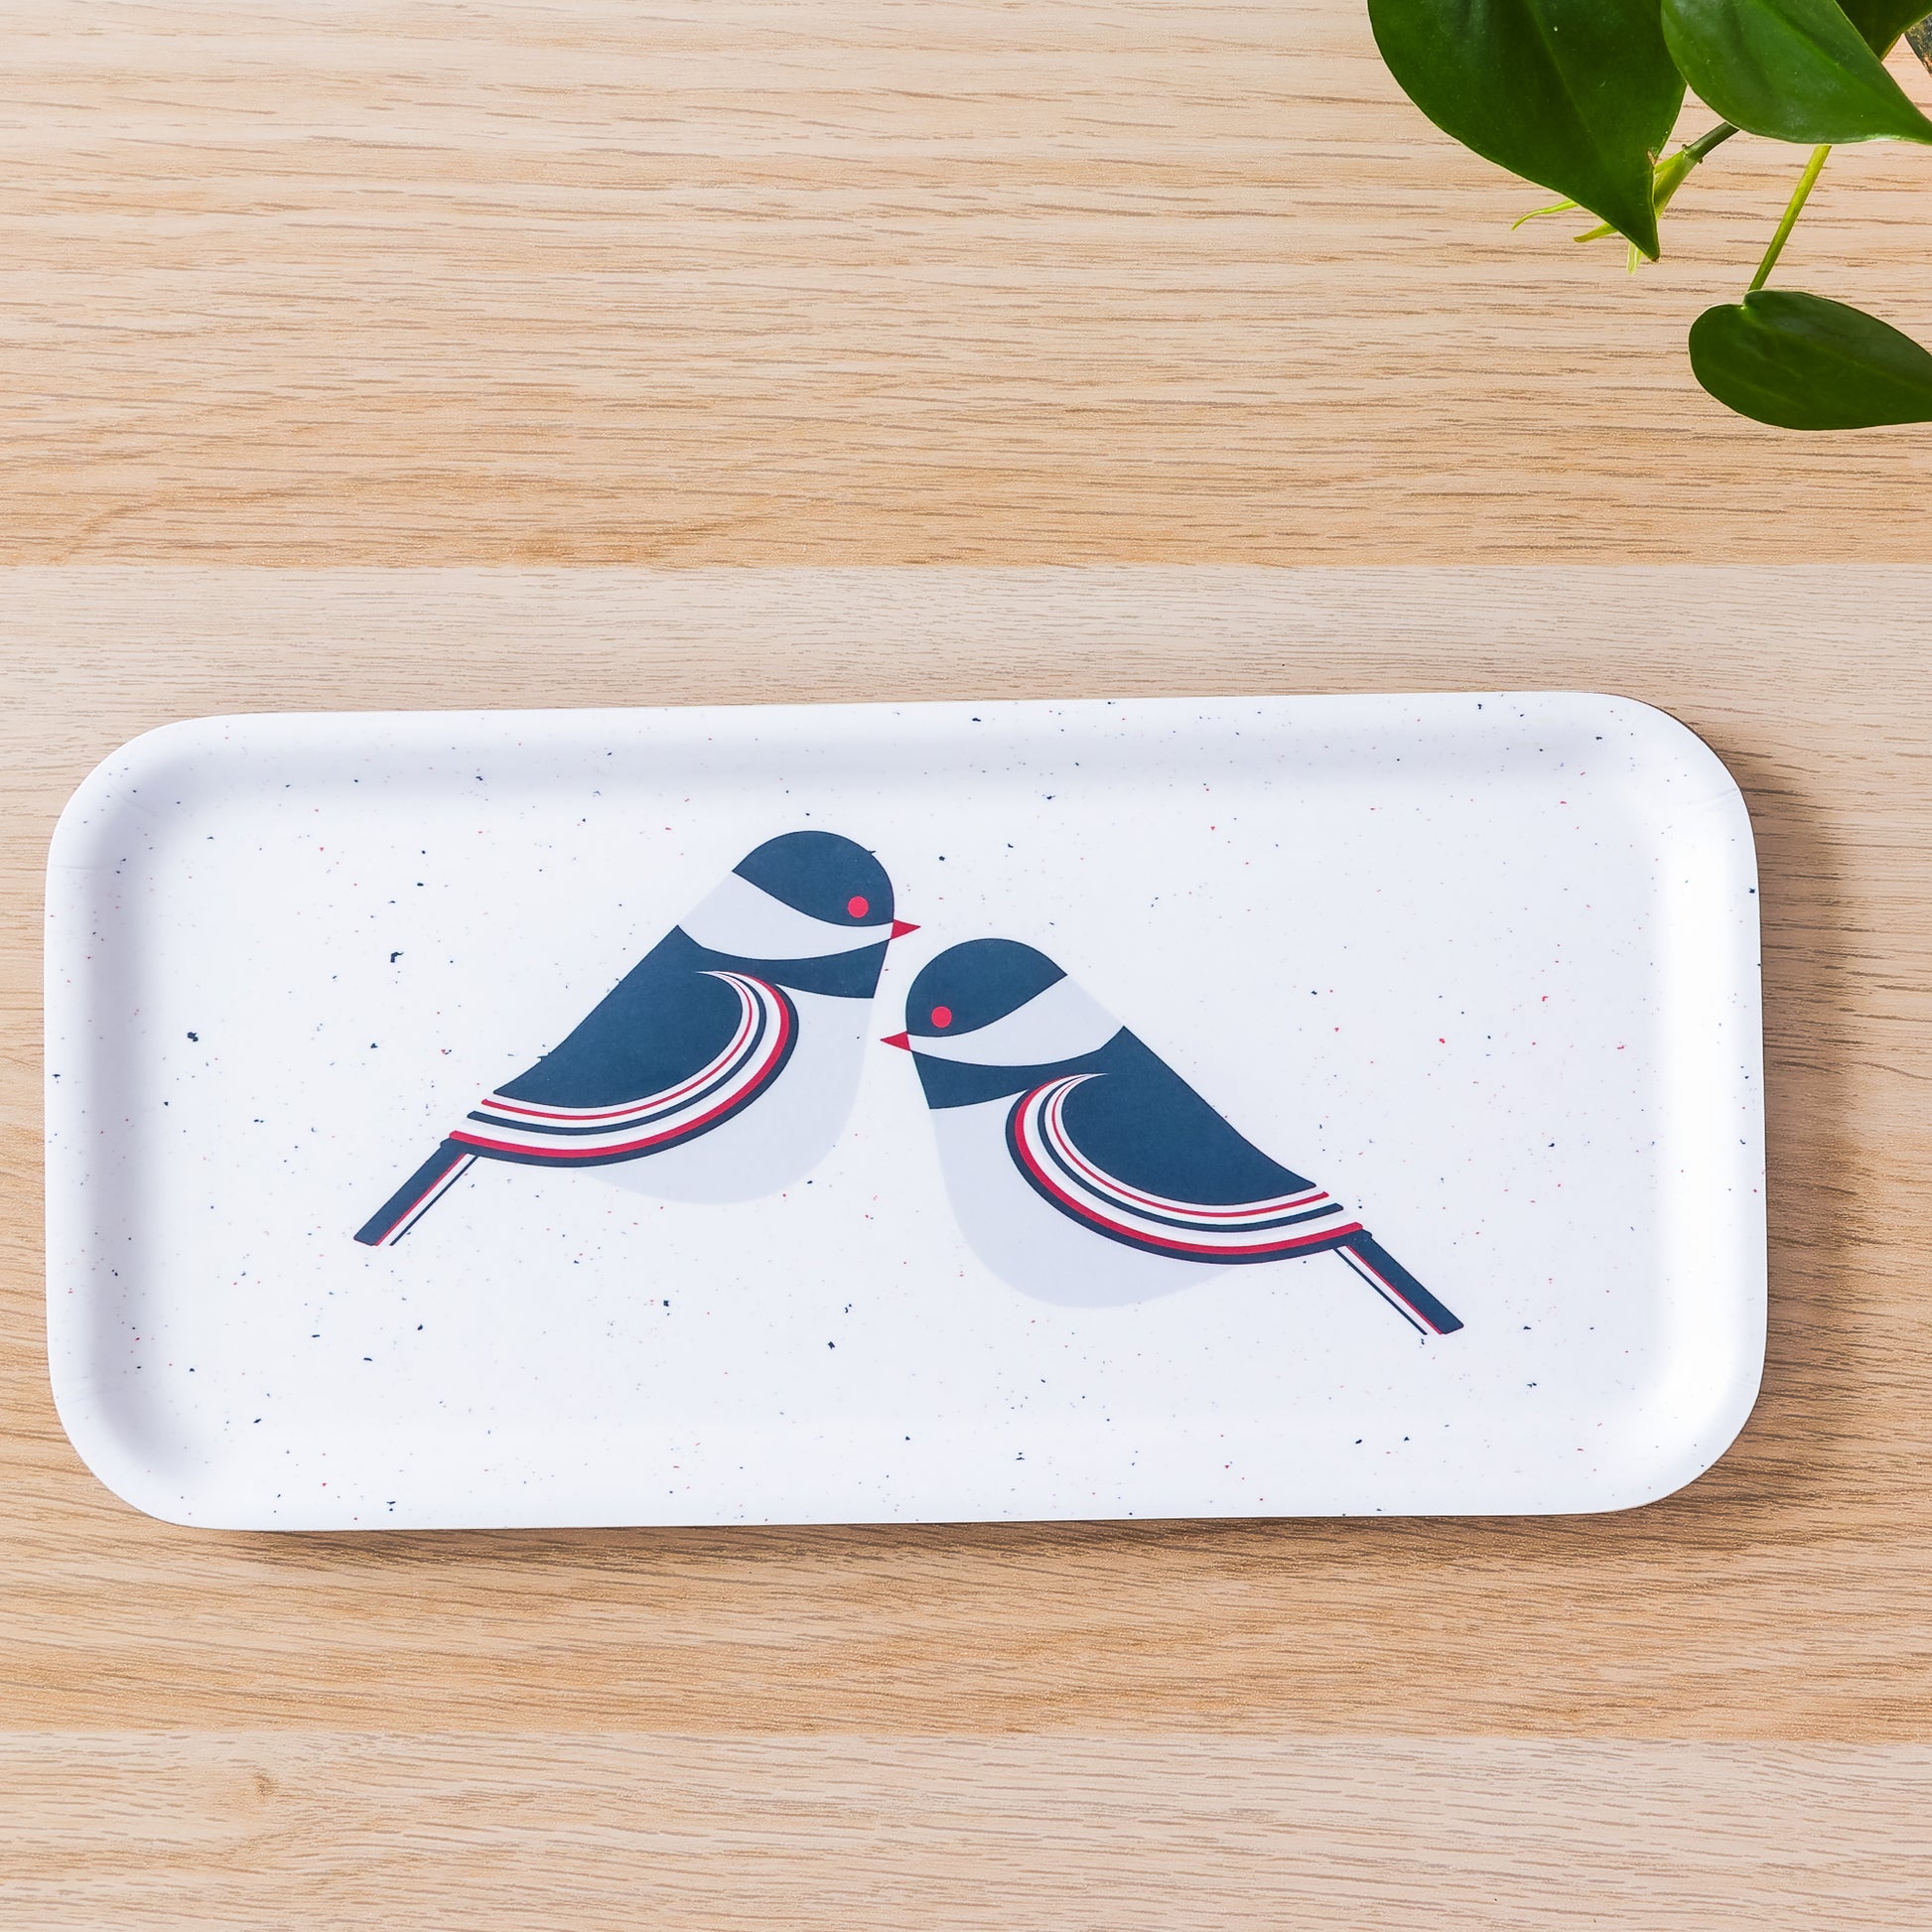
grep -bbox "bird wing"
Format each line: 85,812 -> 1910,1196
1005,1041 -> 1363,1262
453,969 -> 796,1165
490,928 -> 749,1109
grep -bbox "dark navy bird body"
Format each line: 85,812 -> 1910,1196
356,831 -> 909,1248
918,1028 -> 1316,1205
891,938 -> 1463,1336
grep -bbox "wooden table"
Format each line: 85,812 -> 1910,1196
5,9 -> 1932,1929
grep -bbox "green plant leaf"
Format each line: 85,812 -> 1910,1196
1368,0 -> 1685,258
1689,288 -> 1932,427
1838,1 -> 1932,53
1661,0 -> 1932,145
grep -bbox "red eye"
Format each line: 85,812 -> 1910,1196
929,1005 -> 953,1029
847,896 -> 870,918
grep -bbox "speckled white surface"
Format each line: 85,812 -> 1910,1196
45,693 -> 1764,1529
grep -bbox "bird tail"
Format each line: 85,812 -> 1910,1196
1337,1235 -> 1464,1337
354,1140 -> 478,1248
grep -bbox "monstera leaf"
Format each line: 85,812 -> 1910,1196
1662,0 -> 1932,144
1368,0 -> 1685,258
1689,289 -> 1932,427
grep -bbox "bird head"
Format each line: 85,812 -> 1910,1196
884,938 -> 1122,1101
680,832 -> 914,987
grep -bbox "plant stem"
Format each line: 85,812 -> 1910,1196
1750,146 -> 1831,292
1682,121 -> 1739,164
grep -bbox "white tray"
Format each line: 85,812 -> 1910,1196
45,693 -> 1764,1529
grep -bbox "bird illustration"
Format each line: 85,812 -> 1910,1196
355,831 -> 915,1247
884,938 -> 1462,1336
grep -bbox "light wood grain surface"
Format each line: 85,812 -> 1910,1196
4,1735 -> 1931,1930
6,1 -> 1932,1921
4,2 -> 1932,568
3,565 -> 1930,1928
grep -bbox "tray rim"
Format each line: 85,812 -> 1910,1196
44,688 -> 1767,1529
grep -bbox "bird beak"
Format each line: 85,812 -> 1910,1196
890,919 -> 918,940
881,1032 -> 911,1050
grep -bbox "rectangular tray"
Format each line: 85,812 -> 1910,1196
45,692 -> 1765,1529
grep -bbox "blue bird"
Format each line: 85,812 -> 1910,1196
356,831 -> 914,1247
884,938 -> 1462,1336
